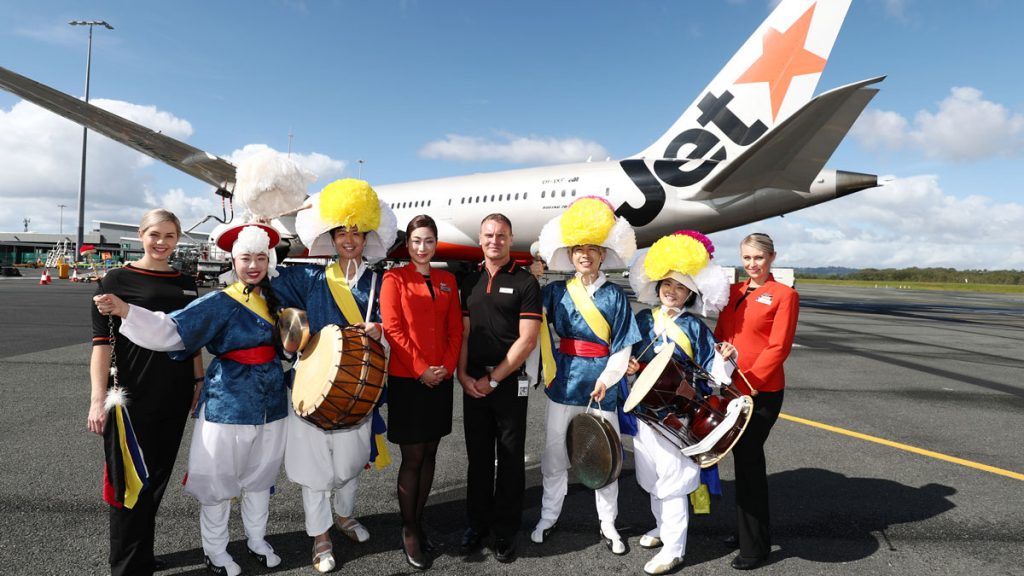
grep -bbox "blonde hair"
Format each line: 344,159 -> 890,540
138,209 -> 182,236
742,232 -> 775,255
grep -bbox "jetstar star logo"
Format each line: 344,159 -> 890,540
736,2 -> 827,121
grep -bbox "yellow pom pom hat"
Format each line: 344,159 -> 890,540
537,196 -> 637,272
294,178 -> 398,262
628,230 -> 730,317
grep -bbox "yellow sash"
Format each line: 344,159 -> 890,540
326,262 -> 365,325
223,281 -> 273,324
653,307 -> 694,360
565,277 -> 611,343
540,311 -> 557,387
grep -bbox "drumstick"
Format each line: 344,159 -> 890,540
729,358 -> 755,392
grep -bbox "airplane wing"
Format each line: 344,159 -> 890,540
0,65 -> 237,192
699,76 -> 885,197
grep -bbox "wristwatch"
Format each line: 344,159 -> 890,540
489,378 -> 499,389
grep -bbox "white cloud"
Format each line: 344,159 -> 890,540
419,133 -> 610,165
0,99 -> 345,235
852,87 -> 1024,162
711,174 -> 1024,270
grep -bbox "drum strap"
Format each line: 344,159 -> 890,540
653,307 -> 694,361
326,262 -> 365,325
223,281 -> 273,324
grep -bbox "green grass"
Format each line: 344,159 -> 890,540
797,278 -> 1024,294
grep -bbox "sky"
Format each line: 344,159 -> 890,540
0,0 -> 1022,270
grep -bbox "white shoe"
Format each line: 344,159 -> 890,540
531,520 -> 556,544
313,540 -> 336,573
204,555 -> 242,576
247,540 -> 282,568
639,534 -> 663,549
643,551 -> 683,575
600,522 -> 627,556
335,515 -> 371,543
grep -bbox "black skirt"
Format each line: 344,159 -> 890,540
386,374 -> 453,444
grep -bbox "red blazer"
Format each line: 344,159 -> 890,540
380,263 -> 463,379
714,275 -> 799,394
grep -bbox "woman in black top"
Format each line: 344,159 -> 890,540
89,209 -> 203,576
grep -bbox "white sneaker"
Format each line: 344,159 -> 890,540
531,520 -> 556,544
247,540 -> 282,568
205,554 -> 242,576
600,522 -> 627,555
643,551 -> 683,575
639,534 -> 663,549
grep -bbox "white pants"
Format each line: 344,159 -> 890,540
634,421 -> 700,558
200,490 -> 273,559
538,398 -> 620,526
285,410 -> 371,536
185,407 -> 287,505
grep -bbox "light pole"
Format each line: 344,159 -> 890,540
69,19 -> 113,259
57,204 -> 67,234
357,159 -> 365,179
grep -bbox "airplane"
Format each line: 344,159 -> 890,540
0,0 -> 882,265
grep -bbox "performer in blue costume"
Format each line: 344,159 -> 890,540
531,197 -> 641,555
624,230 -> 732,575
274,178 -> 398,573
98,222 -> 289,576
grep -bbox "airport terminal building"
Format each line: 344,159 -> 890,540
0,220 -> 209,267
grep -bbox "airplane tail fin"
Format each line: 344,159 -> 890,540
632,0 -> 852,162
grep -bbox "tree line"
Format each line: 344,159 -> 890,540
799,267 -> 1024,285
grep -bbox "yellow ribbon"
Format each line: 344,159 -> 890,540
565,277 -> 611,343
326,262 -> 365,325
652,307 -> 694,360
115,406 -> 145,509
223,281 -> 273,324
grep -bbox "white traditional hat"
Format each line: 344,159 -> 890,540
628,230 -> 729,317
214,222 -> 281,284
294,178 -> 398,263
536,196 -> 636,272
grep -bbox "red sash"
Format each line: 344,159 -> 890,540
221,345 -> 275,365
559,338 -> 610,358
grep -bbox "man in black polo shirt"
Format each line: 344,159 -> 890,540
457,213 -> 541,563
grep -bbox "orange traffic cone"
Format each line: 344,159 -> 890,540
44,269 -> 52,284
70,269 -> 79,283
39,269 -> 48,285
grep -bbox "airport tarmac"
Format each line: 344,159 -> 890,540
1,278 -> 1022,576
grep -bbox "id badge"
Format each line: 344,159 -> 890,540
517,377 -> 529,397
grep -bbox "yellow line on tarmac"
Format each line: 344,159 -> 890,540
779,413 -> 1024,482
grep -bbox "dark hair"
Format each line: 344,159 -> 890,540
480,213 -> 512,233
243,277 -> 281,323
655,278 -> 697,308
406,214 -> 438,238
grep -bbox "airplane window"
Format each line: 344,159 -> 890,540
460,198 -> 464,204
490,195 -> 495,202
476,196 -> 480,203
515,193 -> 520,200
571,189 -> 576,196
605,187 -> 610,196
523,192 -> 528,200
561,190 -> 566,197
541,191 -> 546,198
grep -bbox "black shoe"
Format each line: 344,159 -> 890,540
402,528 -> 432,570
723,535 -> 739,549
420,531 -> 436,554
152,556 -> 168,571
494,537 -> 517,563
460,527 -> 486,554
730,554 -> 768,570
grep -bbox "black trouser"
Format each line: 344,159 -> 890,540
732,389 -> 784,559
108,413 -> 188,576
462,373 -> 529,540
